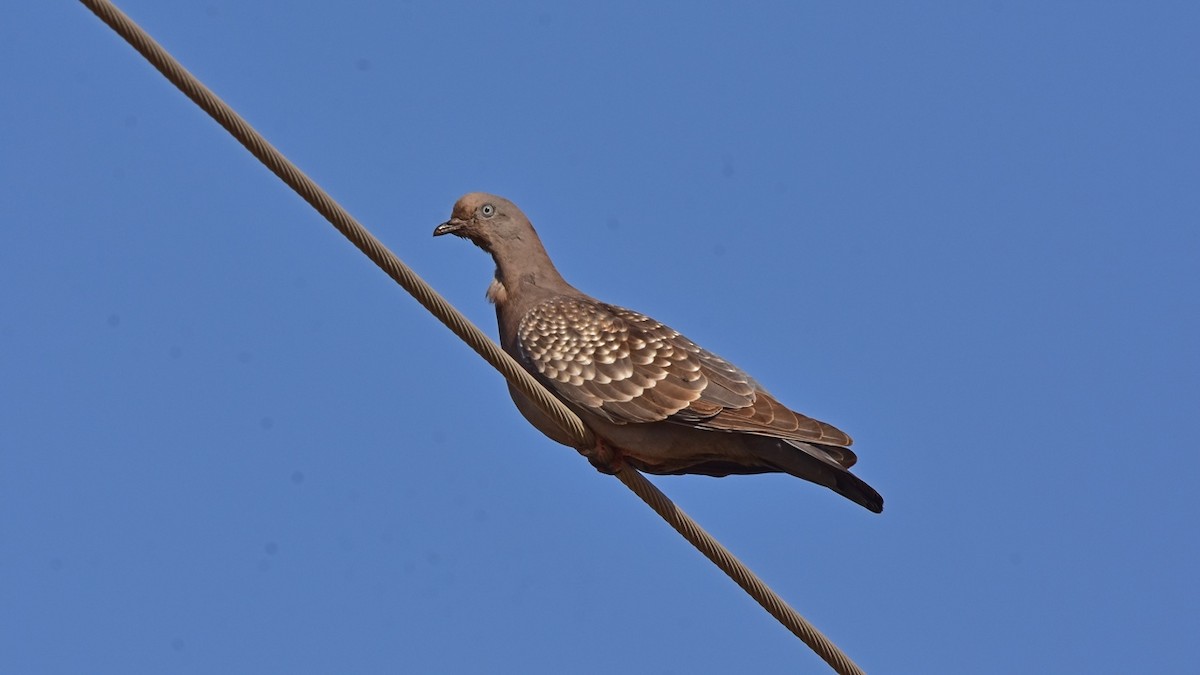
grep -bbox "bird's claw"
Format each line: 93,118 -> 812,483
580,440 -> 624,475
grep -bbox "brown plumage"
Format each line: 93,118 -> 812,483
434,193 -> 883,513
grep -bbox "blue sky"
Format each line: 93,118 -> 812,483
3,2 -> 1197,673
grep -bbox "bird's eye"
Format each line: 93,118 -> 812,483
480,204 -> 496,218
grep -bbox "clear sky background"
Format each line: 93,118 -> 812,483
3,2 -> 1197,673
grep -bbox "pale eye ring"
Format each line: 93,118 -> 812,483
480,204 -> 496,218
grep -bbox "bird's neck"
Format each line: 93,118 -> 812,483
487,231 -> 577,356
488,230 -> 574,301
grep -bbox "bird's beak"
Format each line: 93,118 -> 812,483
433,219 -> 464,237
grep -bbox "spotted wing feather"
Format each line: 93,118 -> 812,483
517,297 -> 718,422
517,296 -> 853,460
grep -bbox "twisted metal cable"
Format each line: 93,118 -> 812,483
77,2 -> 866,673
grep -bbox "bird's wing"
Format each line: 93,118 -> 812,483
516,296 -> 853,458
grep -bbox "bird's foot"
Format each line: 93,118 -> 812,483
580,439 -> 625,475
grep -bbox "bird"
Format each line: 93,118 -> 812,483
434,193 -> 883,513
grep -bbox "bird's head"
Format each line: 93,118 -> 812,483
433,192 -> 528,254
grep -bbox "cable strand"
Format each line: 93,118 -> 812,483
77,2 -> 866,673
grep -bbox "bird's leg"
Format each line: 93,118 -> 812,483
580,438 -> 625,475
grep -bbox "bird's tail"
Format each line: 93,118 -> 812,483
753,437 -> 884,513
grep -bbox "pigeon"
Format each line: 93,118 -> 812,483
434,193 -> 883,513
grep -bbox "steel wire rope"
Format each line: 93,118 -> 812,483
77,2 -> 868,673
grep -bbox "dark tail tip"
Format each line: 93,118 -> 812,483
840,474 -> 884,513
